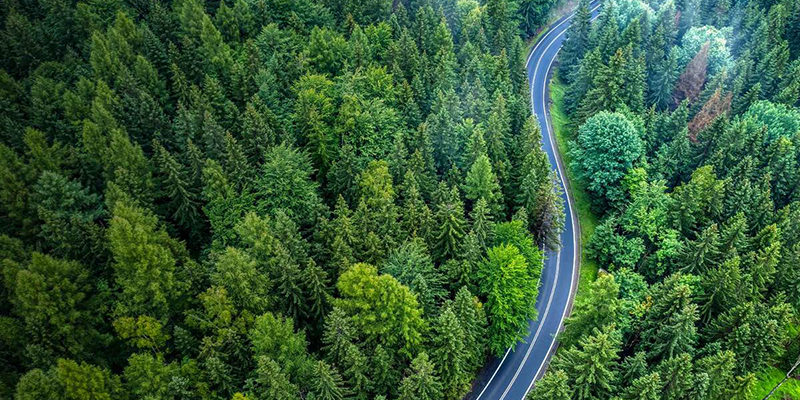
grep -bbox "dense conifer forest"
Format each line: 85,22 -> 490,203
528,0 -> 800,399
0,0 -> 565,399
2,0 -> 800,397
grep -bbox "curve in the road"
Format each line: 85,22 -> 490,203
471,4 -> 602,400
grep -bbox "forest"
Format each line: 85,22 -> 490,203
527,0 -> 800,399
0,0 -> 566,399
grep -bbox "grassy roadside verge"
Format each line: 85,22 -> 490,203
752,367 -> 800,400
548,72 -> 600,301
752,323 -> 800,399
525,0 -> 578,55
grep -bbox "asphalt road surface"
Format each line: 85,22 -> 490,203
470,3 -> 602,400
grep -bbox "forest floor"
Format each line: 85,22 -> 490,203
547,73 -> 599,303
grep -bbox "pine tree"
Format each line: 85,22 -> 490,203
697,256 -> 742,323
452,287 -> 488,371
427,89 -> 462,173
302,259 -> 330,325
746,223 -> 781,297
469,198 -> 495,249
399,171 -> 431,239
273,245 -> 307,323
619,351 -> 648,387
649,47 -> 680,110
462,120 -> 488,173
695,350 -> 737,400
251,357 -> 300,400
154,141 -> 201,234
222,132 -> 250,190
561,273 -> 620,348
240,95 -> 276,162
622,49 -> 646,114
679,224 -> 721,274
342,344 -> 371,400
322,307 -> 357,368
108,200 -> 183,319
565,50 -> 602,116
578,48 -> 627,121
381,239 -> 446,316
656,353 -> 705,400
211,246 -> 270,315
196,108 -> 223,154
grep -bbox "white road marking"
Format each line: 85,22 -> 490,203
473,3 -> 601,399
504,8 -> 600,399
522,9 -> 602,398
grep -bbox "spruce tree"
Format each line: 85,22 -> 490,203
433,308 -> 469,400
310,361 -> 347,400
558,0 -> 592,83
552,326 -> 620,400
561,273 -> 620,348
398,352 -> 442,400
370,345 -> 399,399
527,369 -> 571,400
463,154 -> 504,219
433,186 -> 467,262
623,372 -> 662,400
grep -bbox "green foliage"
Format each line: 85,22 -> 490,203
742,100 -> 800,141
336,263 -> 426,360
113,315 -> 169,352
254,143 -> 322,227
478,244 -> 538,355
678,26 -> 732,75
527,369 -> 571,400
398,352 -> 442,400
108,201 -> 184,319
552,0 -> 800,397
463,154 -> 504,218
561,273 -> 620,347
5,253 -> 103,360
210,246 -> 271,314
433,186 -> 467,262
381,240 -> 445,316
571,111 -> 644,209
551,325 -> 621,400
431,308 -> 470,400
250,312 -> 310,381
4,0 -> 797,397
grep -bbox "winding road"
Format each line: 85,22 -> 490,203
470,3 -> 602,399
